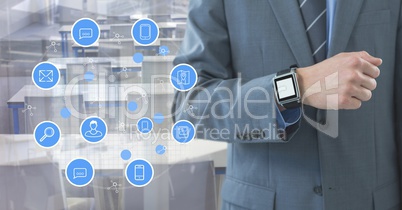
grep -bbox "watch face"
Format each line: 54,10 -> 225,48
274,75 -> 297,102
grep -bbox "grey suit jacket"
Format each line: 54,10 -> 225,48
172,0 -> 402,209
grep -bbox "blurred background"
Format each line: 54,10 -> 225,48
0,0 -> 227,209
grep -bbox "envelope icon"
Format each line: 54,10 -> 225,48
39,70 -> 53,83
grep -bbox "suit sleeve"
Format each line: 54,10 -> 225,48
171,0 -> 301,143
395,0 -> 402,200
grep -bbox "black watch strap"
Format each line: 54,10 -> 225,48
282,100 -> 300,109
276,64 -> 299,76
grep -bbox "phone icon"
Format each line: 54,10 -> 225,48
140,24 -> 151,40
134,165 -> 145,181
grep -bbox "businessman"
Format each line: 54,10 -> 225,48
173,0 -> 402,209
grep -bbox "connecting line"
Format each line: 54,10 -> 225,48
184,104 -> 197,116
39,40 -> 61,61
115,122 -> 126,133
22,104 -> 36,116
118,67 -> 129,78
136,93 -> 149,104
84,57 -> 96,70
46,41 -> 61,52
112,32 -> 124,45
107,180 -> 122,193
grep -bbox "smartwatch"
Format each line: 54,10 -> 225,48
273,65 -> 301,109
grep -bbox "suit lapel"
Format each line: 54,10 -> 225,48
328,0 -> 365,57
268,0 -> 314,67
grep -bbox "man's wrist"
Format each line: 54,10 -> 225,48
295,67 -> 308,103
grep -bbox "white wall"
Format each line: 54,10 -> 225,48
0,0 -> 36,39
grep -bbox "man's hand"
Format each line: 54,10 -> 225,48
297,51 -> 382,110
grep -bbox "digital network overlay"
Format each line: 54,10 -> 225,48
30,17 -> 198,188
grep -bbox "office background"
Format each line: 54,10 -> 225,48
0,0 -> 227,209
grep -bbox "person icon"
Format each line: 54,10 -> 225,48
84,120 -> 103,138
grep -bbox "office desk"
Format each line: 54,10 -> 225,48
7,83 -> 174,134
49,56 -> 141,72
72,42 -> 99,57
59,25 -> 111,57
134,40 -> 160,54
48,56 -> 142,84
129,14 -> 148,22
97,16 -> 107,24
0,134 -> 226,210
55,134 -> 227,170
0,134 -> 48,166
158,22 -> 186,38
0,134 -> 227,169
71,39 -> 159,57
141,55 -> 175,84
170,14 -> 187,22
107,22 -> 186,39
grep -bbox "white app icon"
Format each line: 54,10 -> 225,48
177,70 -> 190,85
79,28 -> 93,39
134,165 -> 144,181
139,24 -> 151,40
39,70 -> 54,82
176,126 -> 190,140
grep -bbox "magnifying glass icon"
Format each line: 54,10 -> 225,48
39,127 -> 55,142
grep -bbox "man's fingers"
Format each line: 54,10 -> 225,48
360,74 -> 377,91
352,87 -> 372,102
361,59 -> 381,78
340,96 -> 362,110
358,51 -> 383,66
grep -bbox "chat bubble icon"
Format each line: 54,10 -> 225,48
73,168 -> 87,179
79,28 -> 93,39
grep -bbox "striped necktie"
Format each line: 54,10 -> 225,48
299,0 -> 327,63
